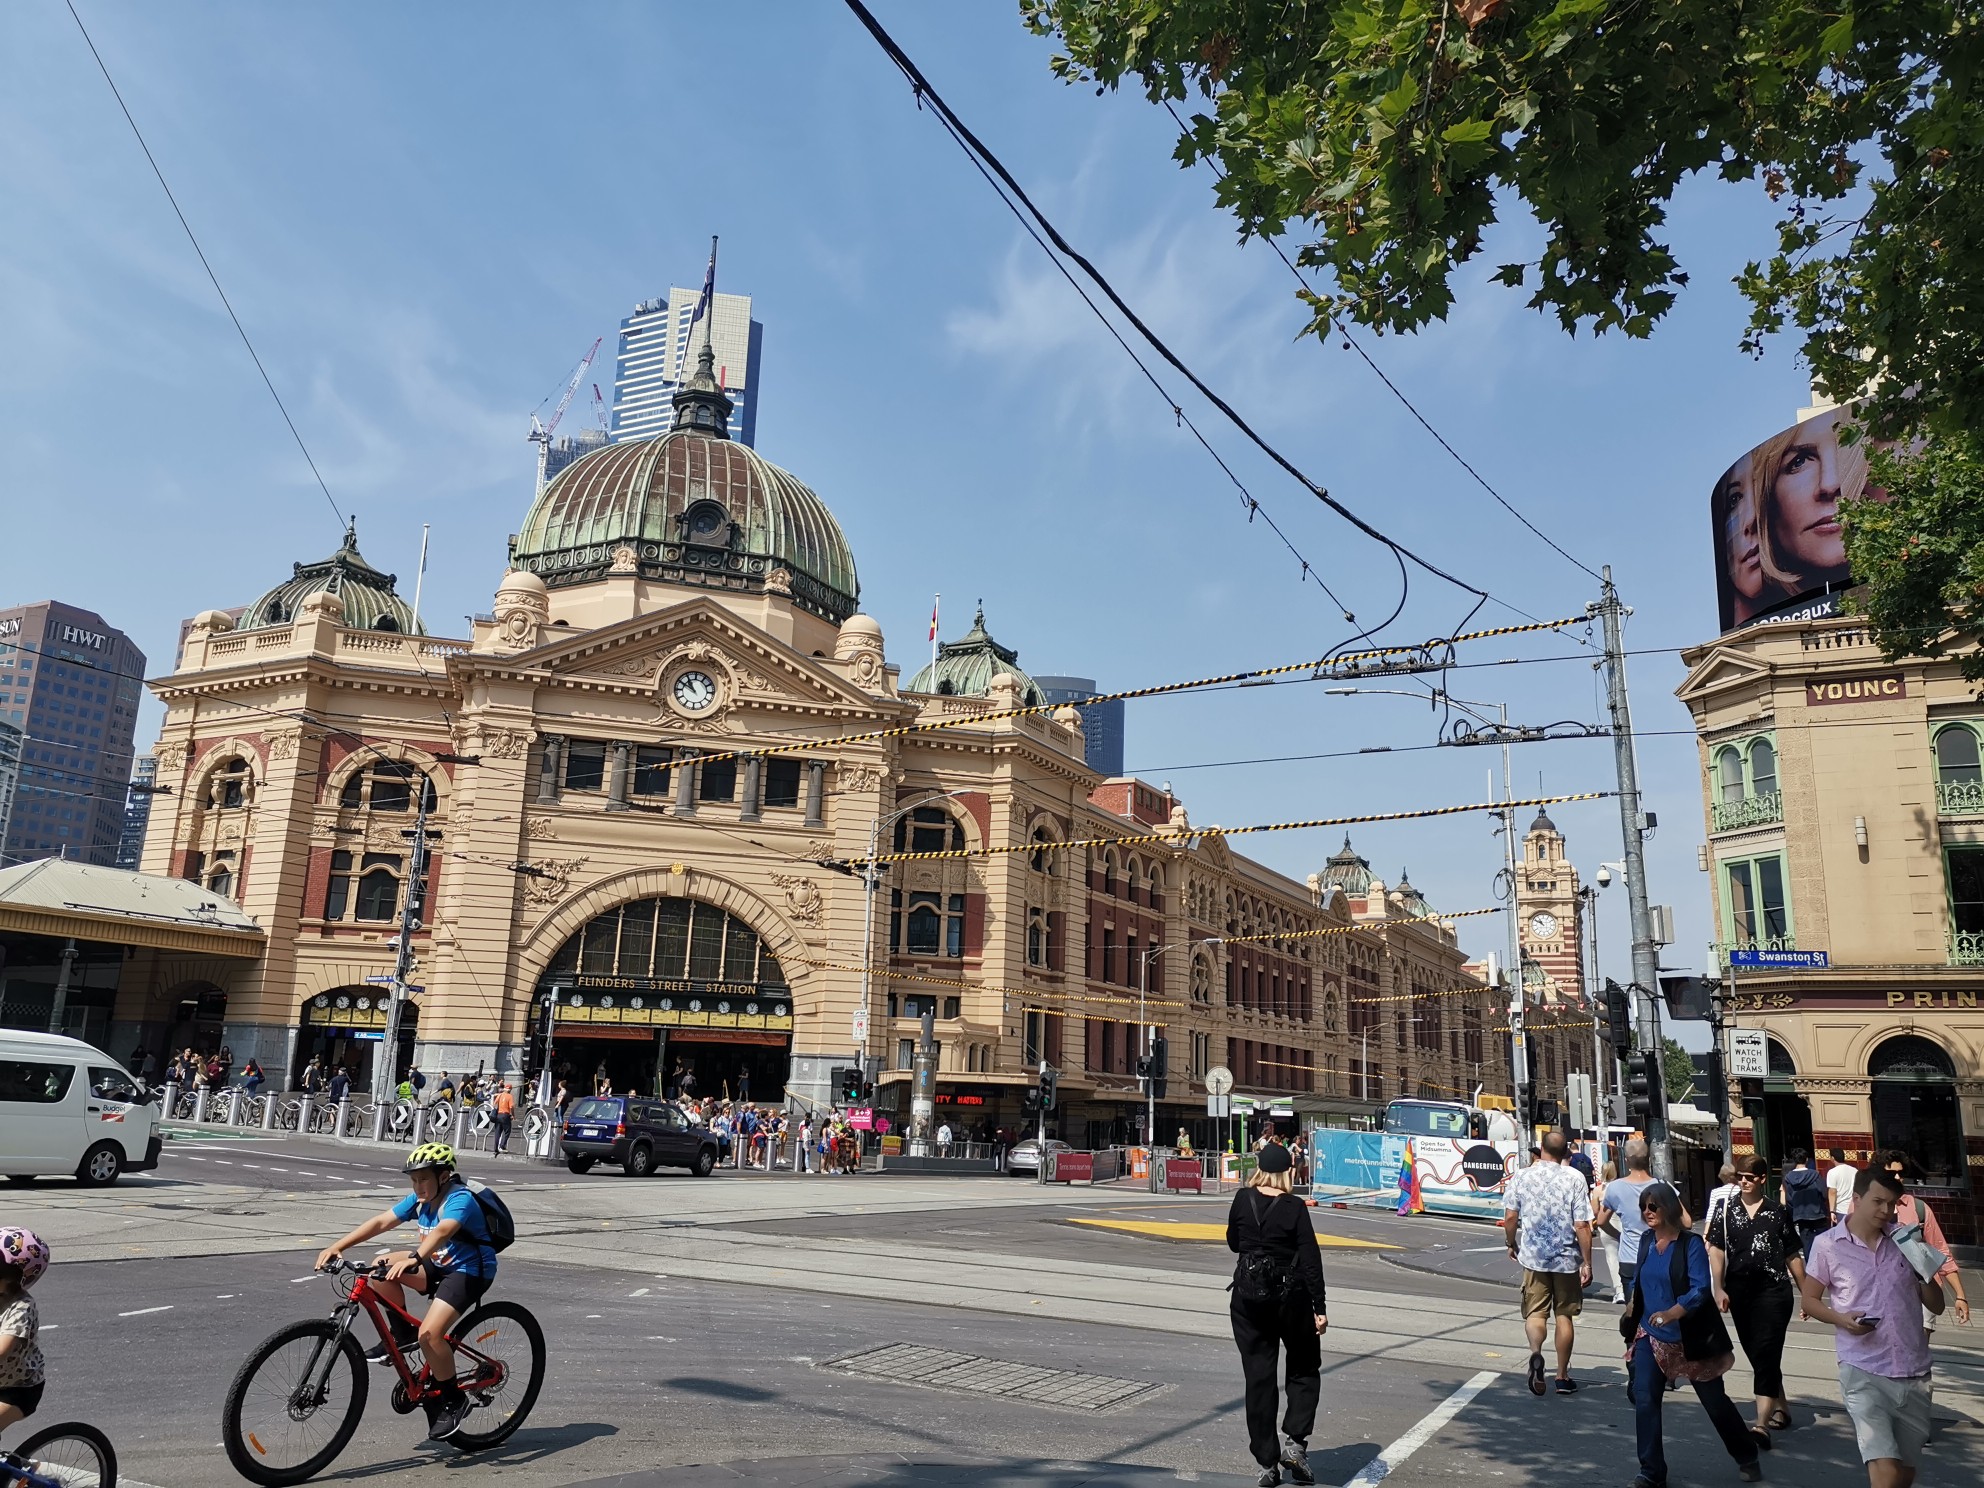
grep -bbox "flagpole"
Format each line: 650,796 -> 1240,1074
930,592 -> 940,671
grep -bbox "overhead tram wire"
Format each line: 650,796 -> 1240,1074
675,611 -> 1592,771
852,791 -> 1607,867
1157,100 -> 1604,591
840,0 -> 1541,646
64,0 -> 346,532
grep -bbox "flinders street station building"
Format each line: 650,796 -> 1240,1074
118,344 -> 1518,1139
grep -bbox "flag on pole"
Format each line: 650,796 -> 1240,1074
1396,1137 -> 1423,1215
688,237 -> 717,332
928,594 -> 941,643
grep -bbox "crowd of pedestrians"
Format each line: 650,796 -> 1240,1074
1502,1139 -> 1970,1488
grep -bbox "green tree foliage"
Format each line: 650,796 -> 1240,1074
1662,1036 -> 1698,1104
1022,2 -> 1984,652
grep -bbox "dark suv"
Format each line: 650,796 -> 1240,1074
560,1096 -> 721,1177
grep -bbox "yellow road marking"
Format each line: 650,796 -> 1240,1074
1068,1218 -> 1397,1249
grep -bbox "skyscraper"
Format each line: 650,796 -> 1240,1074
610,288 -> 762,447
0,720 -> 21,853
0,602 -> 146,867
115,753 -> 157,870
1034,676 -> 1126,778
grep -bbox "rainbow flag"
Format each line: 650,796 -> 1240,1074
1396,1138 -> 1424,1215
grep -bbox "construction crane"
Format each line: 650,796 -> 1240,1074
527,336 -> 603,492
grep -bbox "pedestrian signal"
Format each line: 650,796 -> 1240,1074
1149,1036 -> 1168,1101
834,1067 -> 865,1104
1627,1051 -> 1666,1122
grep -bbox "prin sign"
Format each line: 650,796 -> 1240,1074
59,624 -> 108,650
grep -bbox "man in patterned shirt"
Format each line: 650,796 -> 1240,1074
1502,1131 -> 1594,1395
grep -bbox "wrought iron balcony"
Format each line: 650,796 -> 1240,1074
1936,779 -> 1984,816
1710,792 -> 1783,832
1950,931 -> 1984,967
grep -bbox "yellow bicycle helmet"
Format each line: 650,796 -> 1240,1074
402,1142 -> 457,1174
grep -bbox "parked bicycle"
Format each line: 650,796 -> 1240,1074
0,1422 -> 117,1488
221,1257 -> 543,1485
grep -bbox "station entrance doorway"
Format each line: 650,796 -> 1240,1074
537,895 -> 795,1105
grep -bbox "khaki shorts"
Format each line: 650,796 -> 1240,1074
1521,1268 -> 1584,1318
1838,1362 -> 1932,1465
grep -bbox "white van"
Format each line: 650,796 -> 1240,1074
1,1030 -> 161,1185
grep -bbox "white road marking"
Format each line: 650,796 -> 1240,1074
586,1314 -> 602,1319
213,1159 -> 233,1165
216,1294 -> 236,1299
629,1287 -> 650,1297
241,1164 -> 261,1169
118,1305 -> 173,1317
39,1325 -> 57,1331
1463,1245 -> 1508,1253
291,1275 -> 318,1283
181,1154 -> 207,1161
1344,1369 -> 1497,1485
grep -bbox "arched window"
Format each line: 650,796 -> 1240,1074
1717,747 -> 1746,805
373,615 -> 400,633
1102,851 -> 1118,898
543,898 -> 787,988
1146,863 -> 1164,912
209,756 -> 253,810
1868,1035 -> 1964,1187
339,761 -> 435,814
889,890 -> 965,958
1935,723 -> 1984,815
205,852 -> 236,900
892,805 -> 965,855
1748,738 -> 1777,796
1766,1037 -> 1796,1077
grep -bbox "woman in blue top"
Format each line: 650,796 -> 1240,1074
316,1142 -> 496,1442
1625,1183 -> 1761,1487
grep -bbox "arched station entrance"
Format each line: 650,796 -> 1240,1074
1869,1035 -> 1965,1189
536,897 -> 793,1103
293,988 -> 418,1094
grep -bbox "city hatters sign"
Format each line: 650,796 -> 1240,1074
1806,671 -> 1905,706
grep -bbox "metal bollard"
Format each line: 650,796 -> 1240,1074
224,1088 -> 241,1126
335,1096 -> 350,1138
297,1095 -> 314,1134
262,1092 -> 279,1131
453,1109 -> 469,1150
372,1101 -> 389,1142
192,1087 -> 210,1124
160,1081 -> 180,1122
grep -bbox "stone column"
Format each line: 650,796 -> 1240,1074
674,749 -> 698,816
536,735 -> 564,803
739,754 -> 764,823
606,741 -> 632,812
804,760 -> 826,828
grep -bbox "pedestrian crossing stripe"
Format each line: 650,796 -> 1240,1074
1067,1218 -> 1397,1248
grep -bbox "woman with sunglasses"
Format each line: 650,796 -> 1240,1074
1708,1155 -> 1806,1444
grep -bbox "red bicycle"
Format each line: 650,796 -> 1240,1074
221,1258 -> 545,1485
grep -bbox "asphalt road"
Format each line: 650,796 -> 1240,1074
15,1246 -> 1939,1488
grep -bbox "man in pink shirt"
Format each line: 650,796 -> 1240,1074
1802,1166 -> 1947,1488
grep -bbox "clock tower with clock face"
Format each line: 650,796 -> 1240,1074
1515,809 -> 1584,1006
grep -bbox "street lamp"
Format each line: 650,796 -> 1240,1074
1135,938 -> 1220,1150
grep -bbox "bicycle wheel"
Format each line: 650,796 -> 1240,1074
222,1319 -> 368,1486
447,1299 -> 545,1451
13,1420 -> 117,1488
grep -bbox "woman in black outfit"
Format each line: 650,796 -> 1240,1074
1707,1152 -> 1806,1444
1227,1143 -> 1329,1487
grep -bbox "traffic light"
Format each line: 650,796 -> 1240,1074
1149,1036 -> 1168,1101
1627,1050 -> 1666,1123
1022,1087 -> 1041,1114
1705,1049 -> 1729,1126
1739,1076 -> 1766,1119
1603,980 -> 1633,1059
1039,1066 -> 1059,1112
835,1067 -> 865,1104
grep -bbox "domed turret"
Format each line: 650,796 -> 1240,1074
240,521 -> 421,634
904,605 -> 1044,706
1319,834 -> 1373,897
508,365 -> 860,623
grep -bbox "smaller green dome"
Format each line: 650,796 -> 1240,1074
905,605 -> 1044,706
240,521 -> 422,634
1319,834 -> 1373,896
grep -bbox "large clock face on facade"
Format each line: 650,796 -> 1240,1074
671,670 -> 719,713
1527,911 -> 1560,941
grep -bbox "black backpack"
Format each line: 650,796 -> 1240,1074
1230,1189 -> 1296,1303
468,1183 -> 516,1253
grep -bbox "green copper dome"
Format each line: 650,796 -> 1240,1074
1319,835 -> 1373,896
904,605 -> 1044,705
509,360 -> 860,625
241,522 -> 422,634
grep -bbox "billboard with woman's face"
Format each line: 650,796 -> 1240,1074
1712,406 -> 1886,631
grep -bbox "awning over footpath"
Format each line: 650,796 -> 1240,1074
0,858 -> 265,958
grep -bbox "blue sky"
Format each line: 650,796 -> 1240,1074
2,3 -> 1815,1030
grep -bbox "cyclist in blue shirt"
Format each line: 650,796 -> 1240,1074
316,1142 -> 495,1440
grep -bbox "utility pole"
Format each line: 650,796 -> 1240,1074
1593,567 -> 1671,1180
376,773 -> 434,1099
